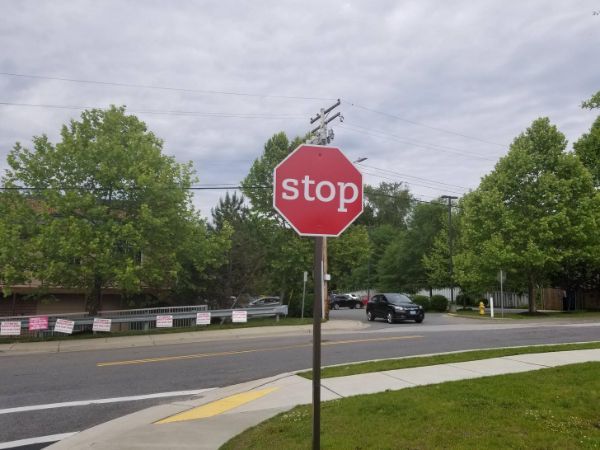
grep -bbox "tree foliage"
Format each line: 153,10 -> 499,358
581,90 -> 600,110
328,225 -> 371,291
241,132 -> 304,220
2,106 -> 226,312
359,182 -> 412,228
0,191 -> 38,290
455,117 -> 600,312
574,116 -> 600,188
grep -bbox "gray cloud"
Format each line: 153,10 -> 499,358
1,0 -> 599,217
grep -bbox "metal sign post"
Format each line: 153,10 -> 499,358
498,269 -> 506,318
500,269 -> 504,318
301,271 -> 308,319
312,237 -> 324,450
272,100 -> 362,450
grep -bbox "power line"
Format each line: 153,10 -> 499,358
340,123 -> 497,162
2,184 -> 460,208
360,168 -> 465,196
358,163 -> 471,190
1,72 -> 507,150
0,185 -> 270,191
0,102 -> 306,120
0,72 -> 335,102
341,98 -> 507,148
364,190 -> 461,208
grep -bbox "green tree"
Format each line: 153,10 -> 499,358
3,106 -> 223,313
205,192 -> 269,302
380,200 -> 446,293
328,225 -> 371,291
0,191 -> 38,291
456,118 -> 600,312
358,182 -> 412,228
241,132 -> 304,220
211,191 -> 248,230
575,90 -> 600,187
581,90 -> 600,110
240,132 -> 313,305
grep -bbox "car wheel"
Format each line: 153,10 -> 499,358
386,312 -> 394,324
356,302 -> 363,309
415,316 -> 424,324
367,310 -> 375,321
333,303 -> 340,310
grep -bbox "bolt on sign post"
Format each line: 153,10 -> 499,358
273,143 -> 363,449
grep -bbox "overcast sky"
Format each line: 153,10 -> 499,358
1,1 -> 599,219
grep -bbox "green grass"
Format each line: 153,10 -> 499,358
222,362 -> 600,449
454,310 -> 600,320
298,341 -> 600,380
0,317 -> 314,343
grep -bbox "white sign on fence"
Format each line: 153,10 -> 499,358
196,312 -> 211,325
92,318 -> 112,332
54,318 -> 75,334
232,310 -> 247,323
156,315 -> 173,328
1,321 -> 21,336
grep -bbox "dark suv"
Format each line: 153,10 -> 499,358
330,294 -> 363,310
366,293 -> 424,323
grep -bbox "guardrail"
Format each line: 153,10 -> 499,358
0,304 -> 288,338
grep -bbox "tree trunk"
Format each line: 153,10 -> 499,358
527,275 -> 536,314
86,275 -> 103,315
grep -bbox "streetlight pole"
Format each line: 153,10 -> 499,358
441,195 -> 458,312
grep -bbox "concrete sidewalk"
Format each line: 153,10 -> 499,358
48,348 -> 600,449
0,319 -> 369,356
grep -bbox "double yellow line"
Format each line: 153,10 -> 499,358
97,335 -> 423,367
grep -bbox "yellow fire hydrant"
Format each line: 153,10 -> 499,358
479,301 -> 485,315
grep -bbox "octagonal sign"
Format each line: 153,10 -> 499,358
273,144 -> 363,237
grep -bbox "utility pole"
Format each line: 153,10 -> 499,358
308,98 -> 342,322
441,195 -> 458,312
307,99 -> 342,450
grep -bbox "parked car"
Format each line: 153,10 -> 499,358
248,296 -> 281,307
366,293 -> 424,323
330,294 -> 363,310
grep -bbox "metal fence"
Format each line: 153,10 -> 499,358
485,291 -> 529,308
0,304 -> 288,338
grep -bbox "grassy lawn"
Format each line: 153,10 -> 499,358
299,341 -> 600,380
0,317 -> 314,343
222,362 -> 600,449
453,310 -> 600,320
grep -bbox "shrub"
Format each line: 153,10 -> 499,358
287,294 -> 314,318
411,295 -> 430,311
430,295 -> 449,312
456,293 -> 475,307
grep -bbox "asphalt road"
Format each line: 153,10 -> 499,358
1,310 -> 599,448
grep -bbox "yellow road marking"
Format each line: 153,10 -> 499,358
97,335 -> 423,367
154,387 -> 279,424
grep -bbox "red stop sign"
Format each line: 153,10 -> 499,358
273,144 -> 363,236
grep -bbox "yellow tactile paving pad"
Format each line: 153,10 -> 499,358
154,387 -> 279,424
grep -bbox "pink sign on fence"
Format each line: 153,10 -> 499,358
29,316 -> 49,331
